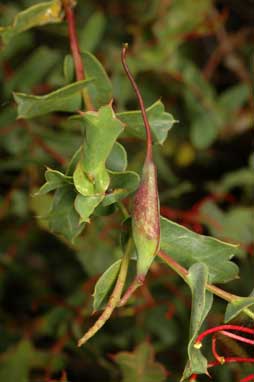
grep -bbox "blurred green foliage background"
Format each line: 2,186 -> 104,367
0,0 -> 253,381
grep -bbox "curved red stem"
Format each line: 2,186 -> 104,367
240,375 -> 254,382
121,44 -> 153,161
195,324 -> 254,346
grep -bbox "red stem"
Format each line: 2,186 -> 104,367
220,330 -> 254,346
208,357 -> 254,368
63,2 -> 85,81
195,325 -> 254,346
121,44 -> 153,161
62,0 -> 94,111
212,335 -> 225,364
240,375 -> 254,382
158,250 -> 189,277
189,374 -> 198,381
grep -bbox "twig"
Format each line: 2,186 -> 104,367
158,250 -> 254,321
62,0 -> 94,111
78,239 -> 132,346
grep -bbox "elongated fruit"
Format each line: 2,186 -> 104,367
132,157 -> 160,276
121,44 -> 160,280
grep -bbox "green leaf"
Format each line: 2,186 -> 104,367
93,259 -> 121,311
10,190 -> 28,217
4,46 -> 60,96
0,0 -> 63,44
191,111 -> 220,149
154,0 -> 212,50
218,84 -> 249,115
75,220 -> 122,275
114,342 -> 167,382
160,217 -> 239,283
79,11 -> 106,52
66,146 -> 82,176
106,142 -> 127,172
209,168 -> 254,193
63,54 -> 74,83
189,83 -> 249,150
73,105 -> 124,196
93,203 -> 116,217
82,105 -> 124,174
73,159 -> 137,209
102,170 -> 140,206
0,31 -> 33,61
14,79 -> 93,119
225,296 -> 254,322
117,100 -> 175,145
0,340 -> 33,382
81,51 -> 112,108
74,194 -> 103,223
73,160 -> 95,196
36,168 -> 73,195
29,192 -> 52,231
0,106 -> 17,129
181,263 -> 213,380
200,201 -> 254,247
48,185 -> 84,241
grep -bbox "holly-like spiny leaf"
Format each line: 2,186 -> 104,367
64,51 -> 112,109
73,169 -> 139,221
106,142 -> 127,172
67,141 -> 127,178
181,263 -> 213,380
73,104 -> 124,197
81,51 -> 112,109
81,104 -> 125,175
74,194 -> 104,223
117,100 -> 175,145
160,216 -> 239,283
102,170 -> 140,207
73,160 -> 95,196
0,0 -> 63,45
48,185 -> 84,241
225,296 -> 254,323
35,168 -> 73,196
14,79 -> 93,119
114,341 -> 167,382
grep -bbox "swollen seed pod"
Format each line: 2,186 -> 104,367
121,44 -> 160,279
132,157 -> 160,276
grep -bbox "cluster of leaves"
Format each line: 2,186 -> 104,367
0,1 -> 253,381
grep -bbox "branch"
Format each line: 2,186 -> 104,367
158,250 -> 254,321
62,0 -> 94,111
78,239 -> 132,346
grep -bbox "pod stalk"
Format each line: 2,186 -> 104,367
121,44 -> 153,162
